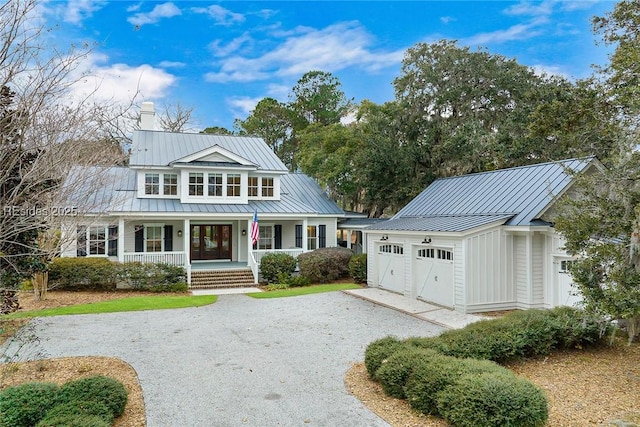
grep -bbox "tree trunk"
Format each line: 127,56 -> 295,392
33,271 -> 48,301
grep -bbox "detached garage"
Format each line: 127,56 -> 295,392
364,158 -> 602,314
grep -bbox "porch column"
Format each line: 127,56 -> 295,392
247,218 -> 252,260
117,218 -> 125,263
347,230 -> 353,250
302,218 -> 308,251
183,218 -> 190,266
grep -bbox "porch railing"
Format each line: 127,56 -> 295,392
123,251 -> 187,266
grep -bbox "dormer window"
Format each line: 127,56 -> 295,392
189,173 -> 204,196
227,174 -> 241,197
248,177 -> 258,197
262,177 -> 274,197
145,173 -> 160,195
208,173 -> 223,196
164,174 -> 178,195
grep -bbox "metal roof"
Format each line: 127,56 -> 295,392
365,214 -> 514,232
338,218 -> 389,229
129,130 -> 288,172
385,158 -> 596,231
68,167 -> 343,217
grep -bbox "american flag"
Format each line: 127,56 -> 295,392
250,211 -> 259,245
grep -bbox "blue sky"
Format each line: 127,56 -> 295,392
42,1 -> 616,131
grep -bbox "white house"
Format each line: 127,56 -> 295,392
363,158 -> 602,313
60,102 -> 345,287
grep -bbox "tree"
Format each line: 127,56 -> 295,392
289,70 -> 353,126
200,126 -> 233,135
0,0 -> 130,294
156,102 -> 196,132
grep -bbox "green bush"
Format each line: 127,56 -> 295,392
36,401 -> 113,426
375,346 -> 439,399
276,272 -> 310,287
36,413 -> 111,427
348,253 -> 367,283
297,247 -> 353,283
404,355 -> 507,415
0,382 -> 60,427
49,258 -> 187,292
364,336 -> 405,379
437,372 -> 548,427
48,258 -> 118,290
260,253 -> 297,284
57,376 -> 128,419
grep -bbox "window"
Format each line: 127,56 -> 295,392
418,248 -> 435,258
262,177 -> 274,197
163,174 -> 178,195
307,225 -> 318,250
560,260 -> 575,272
144,173 -> 159,195
189,173 -> 204,196
437,249 -> 453,260
258,226 -> 273,250
227,174 -> 241,197
77,225 -> 117,257
208,173 -> 223,197
145,225 -> 163,252
379,244 -> 403,255
88,226 -> 106,255
248,177 -> 258,197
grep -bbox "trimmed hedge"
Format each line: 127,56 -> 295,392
437,372 -> 549,427
57,376 -> 128,419
348,253 -> 367,283
260,253 -> 297,285
364,335 -> 404,378
36,401 -> 113,427
297,247 -> 353,283
36,414 -> 111,427
0,382 -> 60,427
375,346 -> 439,399
48,258 -> 187,292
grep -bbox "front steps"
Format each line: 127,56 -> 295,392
190,268 -> 257,289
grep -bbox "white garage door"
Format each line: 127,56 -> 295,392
557,259 -> 583,307
414,247 -> 454,308
377,243 -> 405,294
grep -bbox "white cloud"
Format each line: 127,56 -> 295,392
227,96 -> 263,118
192,5 -> 245,26
440,16 -> 455,24
68,54 -> 176,103
63,0 -> 107,24
531,64 -> 571,79
158,60 -> 186,68
127,2 -> 181,27
204,21 -> 404,83
463,17 -> 548,45
208,34 -> 253,58
504,1 -> 554,17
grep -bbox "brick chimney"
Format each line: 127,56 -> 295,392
140,101 -> 155,130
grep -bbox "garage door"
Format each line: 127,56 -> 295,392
557,259 -> 583,307
377,243 -> 405,294
414,247 -> 454,308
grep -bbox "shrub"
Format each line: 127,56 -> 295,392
48,258 -> 118,290
436,372 -> 548,427
0,382 -> 60,427
276,272 -> 310,287
36,401 -> 113,426
117,262 -> 187,291
404,355 -> 507,416
36,413 -> 111,427
260,253 -> 297,284
375,346 -> 439,399
57,376 -> 128,418
364,336 -> 405,378
297,247 -> 353,283
348,253 -> 367,283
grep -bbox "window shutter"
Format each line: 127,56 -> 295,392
295,225 -> 302,248
135,225 -> 144,252
108,226 -> 118,256
274,225 -> 282,249
319,225 -> 326,248
164,225 -> 173,252
76,226 -> 87,257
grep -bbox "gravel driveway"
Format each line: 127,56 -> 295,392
11,291 -> 444,427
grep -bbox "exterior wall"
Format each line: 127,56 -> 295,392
514,234 -> 529,305
531,233 -> 545,307
464,228 -> 513,312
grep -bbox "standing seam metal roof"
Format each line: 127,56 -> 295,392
391,158 -> 594,229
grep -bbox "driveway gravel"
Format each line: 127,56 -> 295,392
12,292 -> 444,427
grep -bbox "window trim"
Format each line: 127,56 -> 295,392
163,173 -> 178,196
144,223 -> 164,253
227,173 -> 241,197
208,173 -> 223,197
189,172 -> 204,196
77,224 -> 117,257
144,173 -> 160,195
258,224 -> 274,250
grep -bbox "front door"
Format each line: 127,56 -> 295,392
191,225 -> 232,261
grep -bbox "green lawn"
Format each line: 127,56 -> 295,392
247,283 -> 361,298
3,294 -> 218,318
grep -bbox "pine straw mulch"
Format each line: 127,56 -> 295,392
3,291 -> 640,427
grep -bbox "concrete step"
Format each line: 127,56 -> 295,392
190,268 -> 256,289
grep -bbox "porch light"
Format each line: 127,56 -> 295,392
422,236 -> 431,244
380,235 -> 388,241
242,229 -> 247,236
177,230 -> 183,237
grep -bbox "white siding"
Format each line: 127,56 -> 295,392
465,228 -> 512,306
531,233 -> 545,305
514,235 -> 529,303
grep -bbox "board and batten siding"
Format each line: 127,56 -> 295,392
464,228 -> 512,310
514,235 -> 529,304
531,233 -> 545,307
